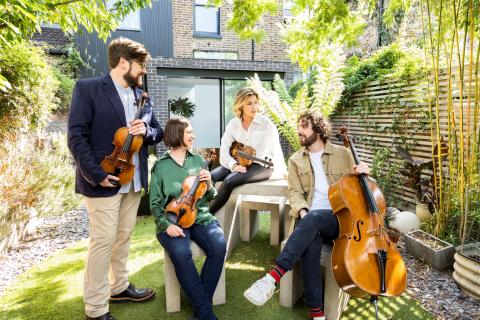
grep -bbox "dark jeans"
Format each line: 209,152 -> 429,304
209,164 -> 272,214
275,209 -> 339,308
157,220 -> 226,320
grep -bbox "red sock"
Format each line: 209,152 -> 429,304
268,264 -> 286,283
310,307 -> 324,318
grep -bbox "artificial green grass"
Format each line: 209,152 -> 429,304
0,215 -> 434,320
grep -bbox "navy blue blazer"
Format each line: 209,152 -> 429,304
67,74 -> 163,197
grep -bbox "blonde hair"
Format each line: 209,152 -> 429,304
233,88 -> 259,118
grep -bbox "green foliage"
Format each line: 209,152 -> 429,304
281,0 -> 365,71
0,40 -> 58,136
340,43 -> 424,109
311,46 -> 346,118
211,0 -> 277,42
51,45 -> 89,114
371,147 -> 402,205
168,97 -> 196,118
0,131 -> 80,225
52,65 -> 74,114
0,0 -> 151,91
211,0 -> 370,70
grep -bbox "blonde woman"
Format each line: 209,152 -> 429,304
209,88 -> 287,214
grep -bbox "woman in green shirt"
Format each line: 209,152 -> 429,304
150,117 -> 226,320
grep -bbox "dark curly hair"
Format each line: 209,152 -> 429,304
298,110 -> 331,143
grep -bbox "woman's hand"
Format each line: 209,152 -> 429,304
353,162 -> 370,175
232,164 -> 247,173
166,225 -> 185,238
198,169 -> 211,182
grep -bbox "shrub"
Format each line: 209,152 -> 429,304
0,40 -> 58,136
52,64 -> 75,114
0,132 -> 80,224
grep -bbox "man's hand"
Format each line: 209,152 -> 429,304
166,225 -> 185,238
99,175 -> 120,187
232,164 -> 247,173
353,162 -> 370,175
129,119 -> 147,136
299,208 -> 308,219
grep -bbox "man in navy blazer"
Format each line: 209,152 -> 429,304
68,38 -> 163,320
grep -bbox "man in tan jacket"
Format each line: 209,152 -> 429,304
244,110 -> 370,320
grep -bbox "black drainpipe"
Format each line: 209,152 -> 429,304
251,39 -> 255,61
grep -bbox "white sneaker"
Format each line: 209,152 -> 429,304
244,273 -> 276,306
312,316 -> 325,320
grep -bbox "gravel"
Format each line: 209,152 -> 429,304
1,209 -> 479,320
397,239 -> 480,320
0,207 -> 89,296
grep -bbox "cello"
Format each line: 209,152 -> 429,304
328,127 -> 407,317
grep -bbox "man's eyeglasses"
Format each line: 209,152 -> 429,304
126,58 -> 147,69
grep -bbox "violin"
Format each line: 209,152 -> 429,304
165,151 -> 216,228
229,141 -> 273,168
100,90 -> 147,186
328,127 -> 406,313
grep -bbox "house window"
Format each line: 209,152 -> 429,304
107,0 -> 141,31
283,0 -> 294,23
194,0 -> 220,37
193,50 -> 238,60
168,78 -> 221,148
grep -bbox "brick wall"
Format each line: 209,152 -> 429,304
172,0 -> 289,62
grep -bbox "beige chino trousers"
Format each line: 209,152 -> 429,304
83,189 -> 141,317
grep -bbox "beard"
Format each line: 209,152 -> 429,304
123,67 -> 142,87
299,131 -> 319,147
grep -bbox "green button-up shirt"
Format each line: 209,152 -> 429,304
149,150 -> 217,234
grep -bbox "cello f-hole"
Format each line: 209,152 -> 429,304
353,220 -> 364,242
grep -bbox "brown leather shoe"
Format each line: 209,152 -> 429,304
109,283 -> 155,303
85,312 -> 116,320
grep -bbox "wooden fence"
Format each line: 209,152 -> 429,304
330,65 -> 479,210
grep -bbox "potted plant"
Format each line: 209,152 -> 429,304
395,145 -> 437,221
384,207 -> 402,244
453,241 -> 480,299
168,97 -> 196,118
404,229 -> 455,269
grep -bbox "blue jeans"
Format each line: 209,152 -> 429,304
157,220 -> 226,320
275,209 -> 339,308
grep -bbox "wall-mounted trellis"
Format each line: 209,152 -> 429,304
331,65 -> 479,211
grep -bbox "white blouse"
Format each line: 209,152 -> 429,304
219,114 -> 288,179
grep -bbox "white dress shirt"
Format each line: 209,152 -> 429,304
219,114 -> 287,179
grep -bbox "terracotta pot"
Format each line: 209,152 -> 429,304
453,242 -> 480,299
415,202 -> 432,222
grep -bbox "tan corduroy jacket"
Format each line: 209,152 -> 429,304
287,141 -> 356,223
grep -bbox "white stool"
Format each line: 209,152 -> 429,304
279,238 -> 349,320
164,241 -> 226,313
240,195 -> 287,246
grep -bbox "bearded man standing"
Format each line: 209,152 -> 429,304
68,38 -> 163,320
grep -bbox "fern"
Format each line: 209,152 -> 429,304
311,50 -> 346,119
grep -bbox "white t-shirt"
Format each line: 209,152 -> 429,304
309,151 -> 332,210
